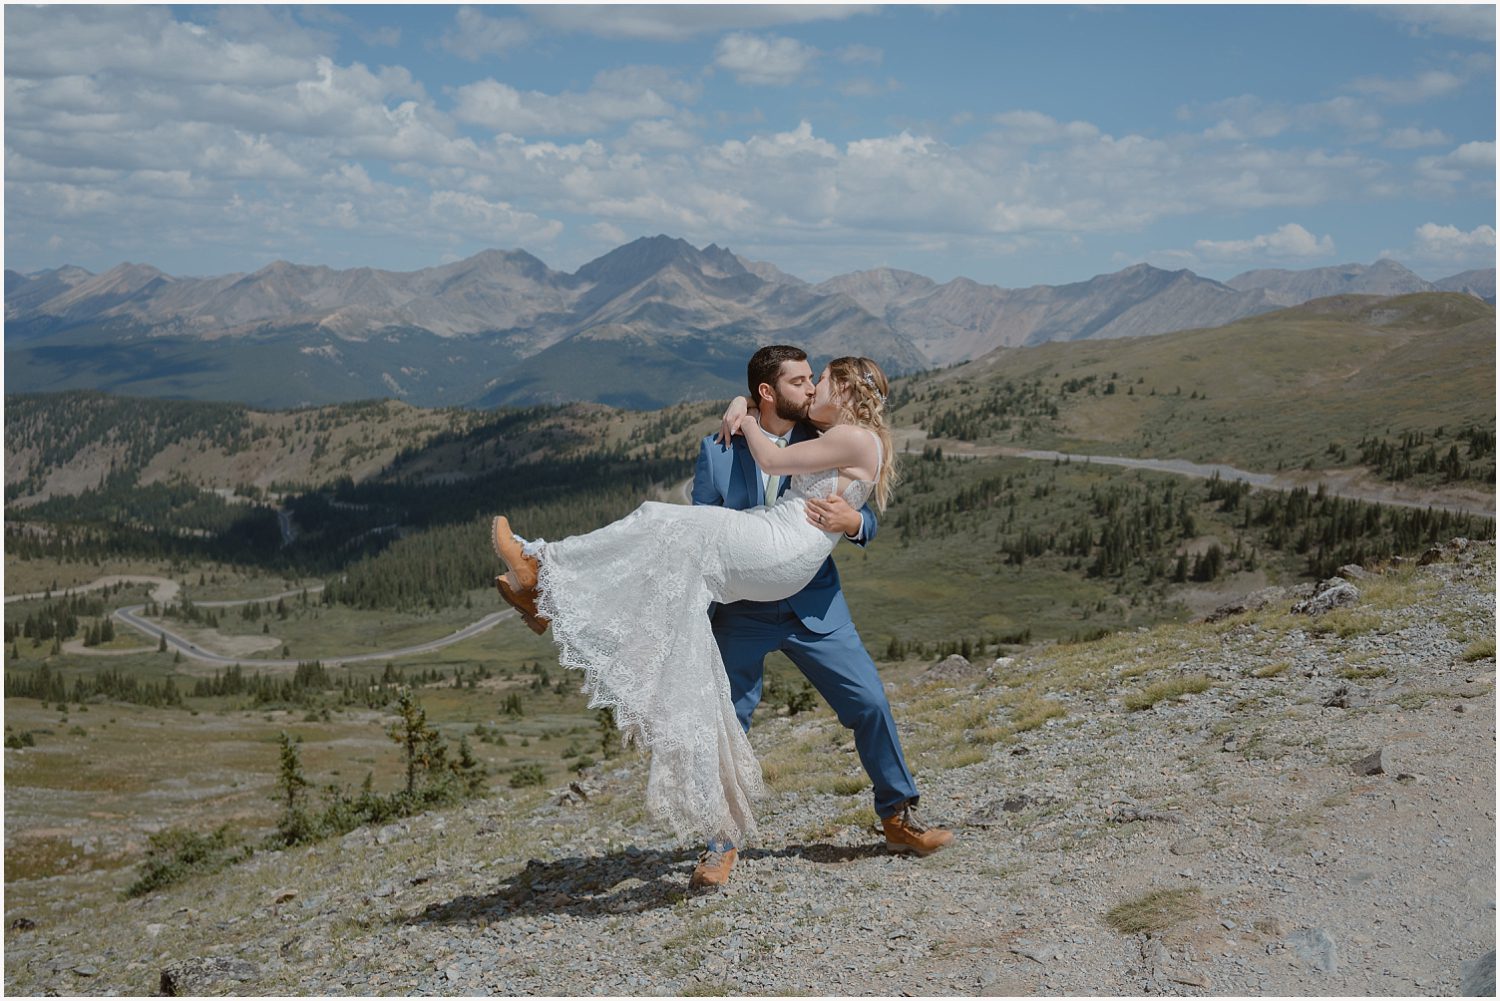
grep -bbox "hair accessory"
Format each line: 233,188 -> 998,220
861,371 -> 887,407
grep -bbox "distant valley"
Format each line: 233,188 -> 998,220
7,235 -> 1491,409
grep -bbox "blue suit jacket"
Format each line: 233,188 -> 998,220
691,421 -> 877,634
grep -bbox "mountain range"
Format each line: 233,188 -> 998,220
6,236 -> 1492,409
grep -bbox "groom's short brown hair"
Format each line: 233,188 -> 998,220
747,345 -> 808,398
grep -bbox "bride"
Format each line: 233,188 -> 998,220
490,356 -> 896,848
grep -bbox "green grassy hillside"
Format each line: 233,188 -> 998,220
892,293 -> 1495,483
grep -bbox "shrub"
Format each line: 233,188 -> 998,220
509,764 -> 547,788
126,826 -> 245,898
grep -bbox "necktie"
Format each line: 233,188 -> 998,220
765,436 -> 787,505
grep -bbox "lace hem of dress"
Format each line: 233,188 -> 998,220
528,505 -> 764,846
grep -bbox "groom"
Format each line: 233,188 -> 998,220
688,345 -> 952,889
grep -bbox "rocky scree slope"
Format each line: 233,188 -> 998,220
4,541 -> 1495,996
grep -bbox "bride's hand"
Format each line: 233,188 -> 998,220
715,396 -> 756,443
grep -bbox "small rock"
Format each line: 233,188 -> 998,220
1323,685 -> 1353,709
73,965 -> 99,977
8,917 -> 36,932
375,824 -> 404,845
1417,547 -> 1444,566
272,889 -> 297,905
1168,970 -> 1211,989
1351,748 -> 1392,776
1170,835 -> 1212,856
146,924 -> 165,938
991,657 -> 1016,672
1461,949 -> 1496,996
1255,917 -> 1287,937
1287,927 -> 1338,974
1337,564 -> 1371,580
1011,941 -> 1065,964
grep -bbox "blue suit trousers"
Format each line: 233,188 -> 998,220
712,598 -> 919,824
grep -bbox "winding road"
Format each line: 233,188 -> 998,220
11,574 -> 518,670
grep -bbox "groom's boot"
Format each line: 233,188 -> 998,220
689,843 -> 737,890
881,801 -> 954,856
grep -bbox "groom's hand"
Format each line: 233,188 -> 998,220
806,494 -> 862,538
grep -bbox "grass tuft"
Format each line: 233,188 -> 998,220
1123,675 -> 1212,711
1105,885 -> 1205,934
1462,637 -> 1495,662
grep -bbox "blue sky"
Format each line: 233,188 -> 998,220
5,4 -> 1494,287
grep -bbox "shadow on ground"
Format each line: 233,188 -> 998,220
407,841 -> 889,924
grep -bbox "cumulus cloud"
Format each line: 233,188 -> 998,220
1190,94 -> 1382,141
524,4 -> 876,42
1415,141 -> 1496,189
451,72 -> 682,135
1409,222 -> 1496,259
1349,69 -> 1463,104
1193,223 -> 1336,261
837,43 -> 884,65
1377,5 -> 1496,43
1383,126 -> 1451,148
991,110 -> 1101,145
440,7 -> 530,61
714,33 -> 818,86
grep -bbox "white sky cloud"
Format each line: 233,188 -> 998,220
451,73 -> 681,136
1377,5 -> 1496,43
440,7 -> 530,61
1193,223 -> 1336,261
837,44 -> 884,65
524,4 -> 876,42
3,5 -> 1491,284
1383,126 -> 1451,148
714,33 -> 818,86
1411,222 -> 1496,258
1349,69 -> 1464,104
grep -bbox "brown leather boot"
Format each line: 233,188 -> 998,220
881,803 -> 954,856
495,574 -> 549,635
688,846 -> 737,890
491,516 -> 539,590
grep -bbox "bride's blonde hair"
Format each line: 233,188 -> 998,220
827,356 -> 897,512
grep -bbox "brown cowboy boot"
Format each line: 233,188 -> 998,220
495,574 -> 549,635
491,516 -> 539,590
881,802 -> 954,856
688,845 -> 737,890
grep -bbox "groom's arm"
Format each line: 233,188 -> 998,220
691,435 -> 725,507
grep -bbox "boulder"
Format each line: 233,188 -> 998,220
1205,587 -> 1287,623
922,654 -> 980,681
160,957 -> 260,996
1461,950 -> 1495,996
1292,581 -> 1360,616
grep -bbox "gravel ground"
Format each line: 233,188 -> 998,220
5,540 -> 1494,997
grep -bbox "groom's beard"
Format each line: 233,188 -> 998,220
772,390 -> 811,423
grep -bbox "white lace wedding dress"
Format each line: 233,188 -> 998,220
527,462 -> 877,848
